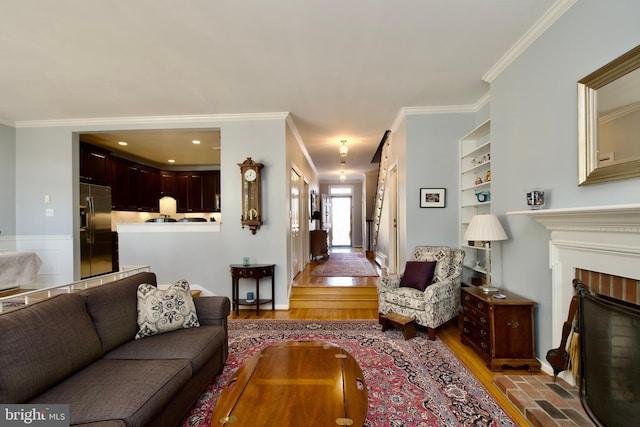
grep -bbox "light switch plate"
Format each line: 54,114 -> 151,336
46,208 -> 54,217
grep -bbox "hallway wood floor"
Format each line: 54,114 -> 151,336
230,248 -> 533,426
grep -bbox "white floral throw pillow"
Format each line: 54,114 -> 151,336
135,279 -> 200,340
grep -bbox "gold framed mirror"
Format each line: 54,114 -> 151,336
578,44 -> 640,185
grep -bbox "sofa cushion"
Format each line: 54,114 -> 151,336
105,325 -> 225,373
29,359 -> 191,427
81,272 -> 158,353
135,280 -> 199,340
0,294 -> 102,403
400,261 -> 437,291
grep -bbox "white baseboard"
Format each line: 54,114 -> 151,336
375,251 -> 387,268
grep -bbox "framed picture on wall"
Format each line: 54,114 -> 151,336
420,188 -> 446,208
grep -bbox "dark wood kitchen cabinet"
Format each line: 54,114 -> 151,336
134,166 -> 161,211
160,171 -> 176,197
175,173 -> 203,213
203,171 -> 220,212
109,157 -> 160,212
109,157 -> 131,210
80,143 -> 110,185
175,171 -> 219,213
461,286 -> 541,372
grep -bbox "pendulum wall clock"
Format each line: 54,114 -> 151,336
238,157 -> 264,234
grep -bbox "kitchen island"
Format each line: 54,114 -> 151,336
116,222 -> 224,295
116,222 -> 221,234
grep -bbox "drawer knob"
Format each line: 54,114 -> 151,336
464,295 -> 470,302
481,342 -> 488,349
480,317 -> 487,324
464,316 -> 470,323
477,302 -> 484,309
480,329 -> 487,337
507,320 -> 520,329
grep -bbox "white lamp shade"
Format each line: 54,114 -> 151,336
464,214 -> 508,241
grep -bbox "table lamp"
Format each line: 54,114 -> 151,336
464,214 -> 508,293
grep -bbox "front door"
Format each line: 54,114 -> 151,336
330,196 -> 352,247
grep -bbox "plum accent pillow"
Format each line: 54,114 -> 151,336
135,279 -> 200,340
399,261 -> 437,292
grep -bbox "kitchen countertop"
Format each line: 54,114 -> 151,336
116,222 -> 221,233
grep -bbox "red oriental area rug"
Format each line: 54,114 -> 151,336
310,252 -> 379,277
181,319 -> 517,427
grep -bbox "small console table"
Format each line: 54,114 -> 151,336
229,264 -> 275,316
461,286 -> 541,372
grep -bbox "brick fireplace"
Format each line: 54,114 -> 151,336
511,203 -> 640,384
575,268 -> 640,306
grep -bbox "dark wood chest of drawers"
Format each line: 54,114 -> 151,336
461,286 -> 541,372
310,229 -> 329,260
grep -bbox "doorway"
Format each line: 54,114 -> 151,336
328,186 -> 353,247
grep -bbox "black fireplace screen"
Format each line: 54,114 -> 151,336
575,280 -> 640,427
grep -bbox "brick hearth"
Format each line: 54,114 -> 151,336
494,375 -> 594,426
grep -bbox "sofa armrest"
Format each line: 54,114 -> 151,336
194,296 -> 230,327
376,275 -> 402,293
423,275 -> 461,304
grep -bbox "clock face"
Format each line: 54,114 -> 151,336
244,169 -> 257,182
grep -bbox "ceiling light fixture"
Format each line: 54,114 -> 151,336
192,140 -> 201,144
168,159 -> 175,163
340,171 -> 346,181
339,140 -> 348,157
118,141 -> 128,146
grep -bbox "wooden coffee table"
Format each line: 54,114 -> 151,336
211,341 -> 368,426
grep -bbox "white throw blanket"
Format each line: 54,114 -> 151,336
0,251 -> 43,289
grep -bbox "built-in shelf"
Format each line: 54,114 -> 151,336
459,119 -> 492,284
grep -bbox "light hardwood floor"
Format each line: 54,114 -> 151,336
230,249 -> 533,426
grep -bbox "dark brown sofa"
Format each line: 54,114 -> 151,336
0,272 -> 230,427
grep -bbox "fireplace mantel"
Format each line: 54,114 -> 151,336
507,203 -> 640,232
507,203 -> 640,382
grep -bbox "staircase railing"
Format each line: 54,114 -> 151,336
371,131 -> 391,254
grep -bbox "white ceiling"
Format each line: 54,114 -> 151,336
1,0 -> 560,180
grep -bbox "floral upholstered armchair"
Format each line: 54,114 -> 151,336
377,246 -> 465,340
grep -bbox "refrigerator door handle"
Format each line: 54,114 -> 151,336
87,196 -> 95,244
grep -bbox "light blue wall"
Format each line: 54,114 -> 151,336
0,123 -> 16,237
491,0 -> 640,358
405,113 -> 475,254
13,116 -> 293,305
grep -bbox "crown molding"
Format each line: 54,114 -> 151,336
14,112 -> 290,128
482,0 -> 577,83
390,92 -> 490,133
474,92 -> 491,111
286,114 -> 319,178
0,117 -> 14,127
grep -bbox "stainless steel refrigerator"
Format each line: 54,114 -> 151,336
80,183 -> 113,278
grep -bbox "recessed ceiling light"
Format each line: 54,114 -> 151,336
192,140 -> 201,144
168,159 -> 175,163
118,141 -> 128,146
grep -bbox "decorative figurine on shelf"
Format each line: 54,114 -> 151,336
475,176 -> 483,185
486,170 -> 491,182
